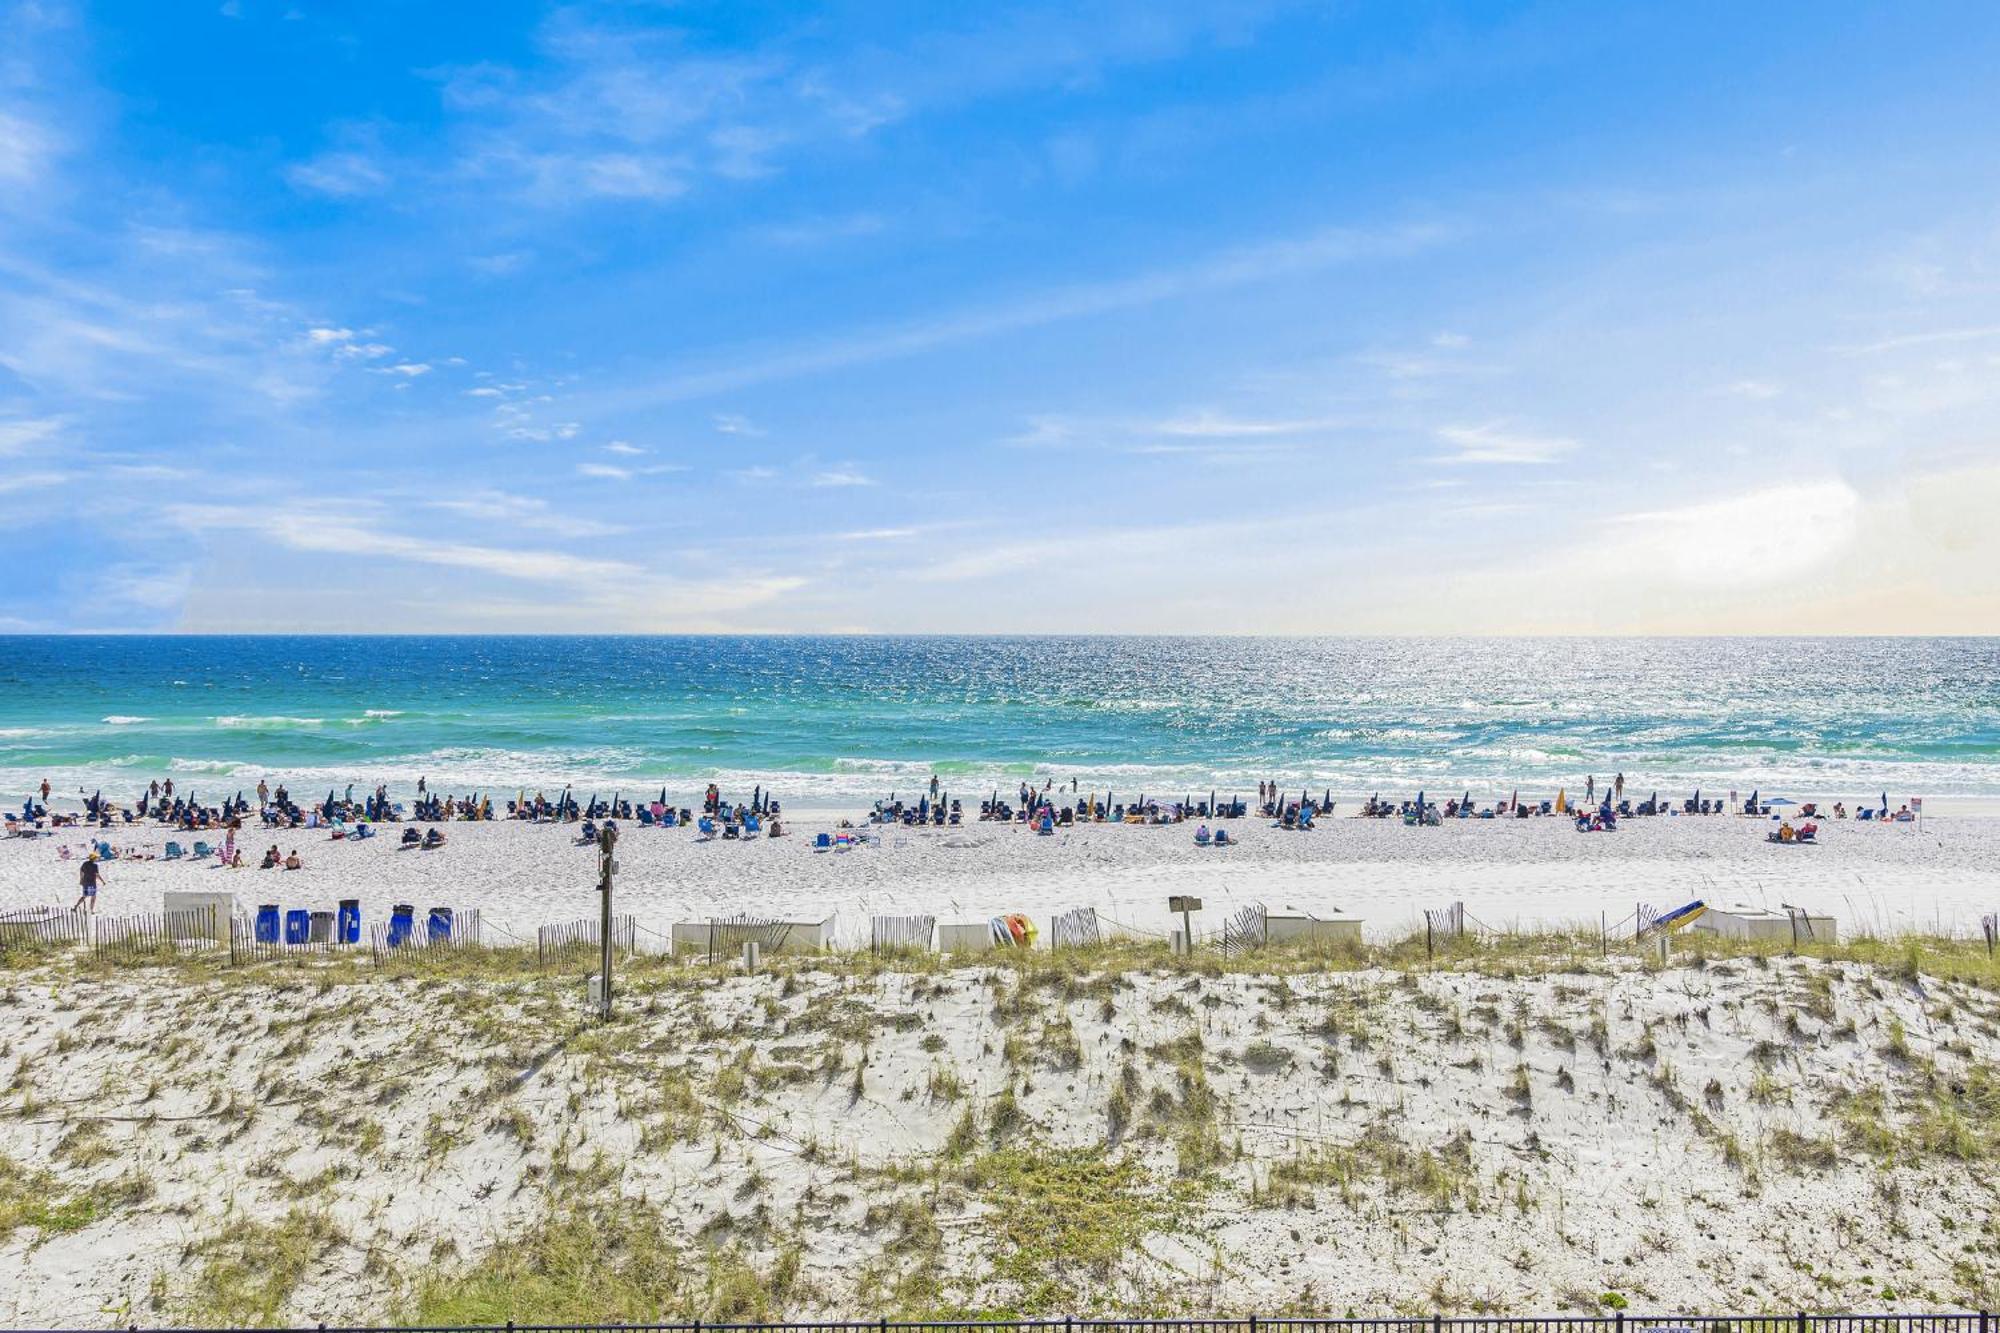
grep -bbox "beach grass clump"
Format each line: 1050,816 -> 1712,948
0,1153 -> 154,1241
181,1207 -> 345,1326
967,1146 -> 1170,1315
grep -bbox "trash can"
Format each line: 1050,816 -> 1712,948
337,899 -> 361,945
309,910 -> 335,944
284,909 -> 311,945
427,906 -> 453,942
255,903 -> 281,944
388,903 -> 416,948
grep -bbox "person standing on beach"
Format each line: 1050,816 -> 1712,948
39,778 -> 50,804
257,778 -> 269,806
1586,775 -> 1595,802
1614,772 -> 1624,800
73,857 -> 102,913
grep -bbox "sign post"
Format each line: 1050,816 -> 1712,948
597,823 -> 618,1022
1168,895 -> 1202,955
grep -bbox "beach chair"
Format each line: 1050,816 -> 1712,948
1214,829 -> 1232,846
1194,828 -> 1211,846
697,816 -> 717,839
814,831 -> 832,851
744,814 -> 761,838
165,841 -> 185,860
193,841 -> 212,859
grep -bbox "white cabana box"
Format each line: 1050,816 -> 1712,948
1692,903 -> 1837,944
938,922 -> 997,953
161,891 -> 236,943
1265,910 -> 1364,946
670,916 -> 835,955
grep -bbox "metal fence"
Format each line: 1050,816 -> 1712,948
29,1312 -> 1996,1333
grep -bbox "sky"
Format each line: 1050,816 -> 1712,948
4,0 -> 2000,634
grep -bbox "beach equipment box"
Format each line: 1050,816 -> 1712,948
161,891 -> 237,943
1691,903 -> 1837,944
938,922 -> 996,953
670,916 -> 835,954
1265,911 -> 1364,946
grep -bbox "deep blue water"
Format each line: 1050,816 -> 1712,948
4,636 -> 1995,806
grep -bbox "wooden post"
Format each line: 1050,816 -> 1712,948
597,823 -> 618,1022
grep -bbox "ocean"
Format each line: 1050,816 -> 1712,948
5,636 -> 1995,809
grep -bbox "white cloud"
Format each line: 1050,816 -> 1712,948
1154,412 -> 1337,438
583,220 -> 1454,409
0,417 -> 62,455
426,491 -> 624,539
379,361 -> 431,377
1431,331 -> 1470,349
0,109 -> 57,186
285,150 -> 390,198
602,440 -> 646,455
712,412 -> 762,436
577,462 -> 630,479
836,527 -> 917,541
812,467 -> 875,488
175,505 -> 630,585
306,327 -> 354,345
1434,422 -> 1576,465
1726,379 -> 1783,399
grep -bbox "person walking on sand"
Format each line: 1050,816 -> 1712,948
1614,772 -> 1624,800
72,856 -> 102,914
39,777 -> 50,804
1586,775 -> 1595,803
257,778 -> 269,806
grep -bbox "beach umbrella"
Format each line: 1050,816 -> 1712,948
1210,788 -> 1217,814
1768,797 -> 1796,807
1749,788 -> 1759,812
1880,791 -> 1889,814
658,787 -> 667,805
1323,788 -> 1331,810
1510,788 -> 1518,811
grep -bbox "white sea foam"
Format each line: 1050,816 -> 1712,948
214,715 -> 325,729
101,716 -> 151,725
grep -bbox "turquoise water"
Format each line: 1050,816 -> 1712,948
4,636 -> 1996,807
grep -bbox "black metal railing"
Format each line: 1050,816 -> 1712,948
45,1311 -> 1997,1333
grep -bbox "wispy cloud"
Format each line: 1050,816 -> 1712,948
812,466 -> 875,488
1434,422 -> 1575,465
1840,326 -> 2000,356
286,150 -> 390,198
175,504 -> 630,585
583,220 -> 1456,409
836,527 -> 918,541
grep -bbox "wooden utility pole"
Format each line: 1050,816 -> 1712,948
598,822 -> 618,1021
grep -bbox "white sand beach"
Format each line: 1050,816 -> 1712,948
10,805 -> 1996,945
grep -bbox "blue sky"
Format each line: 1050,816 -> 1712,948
5,0 -> 2000,633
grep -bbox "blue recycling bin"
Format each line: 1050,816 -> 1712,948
337,899 -> 361,945
284,909 -> 311,946
388,903 -> 416,947
255,904 -> 280,944
427,906 -> 453,942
